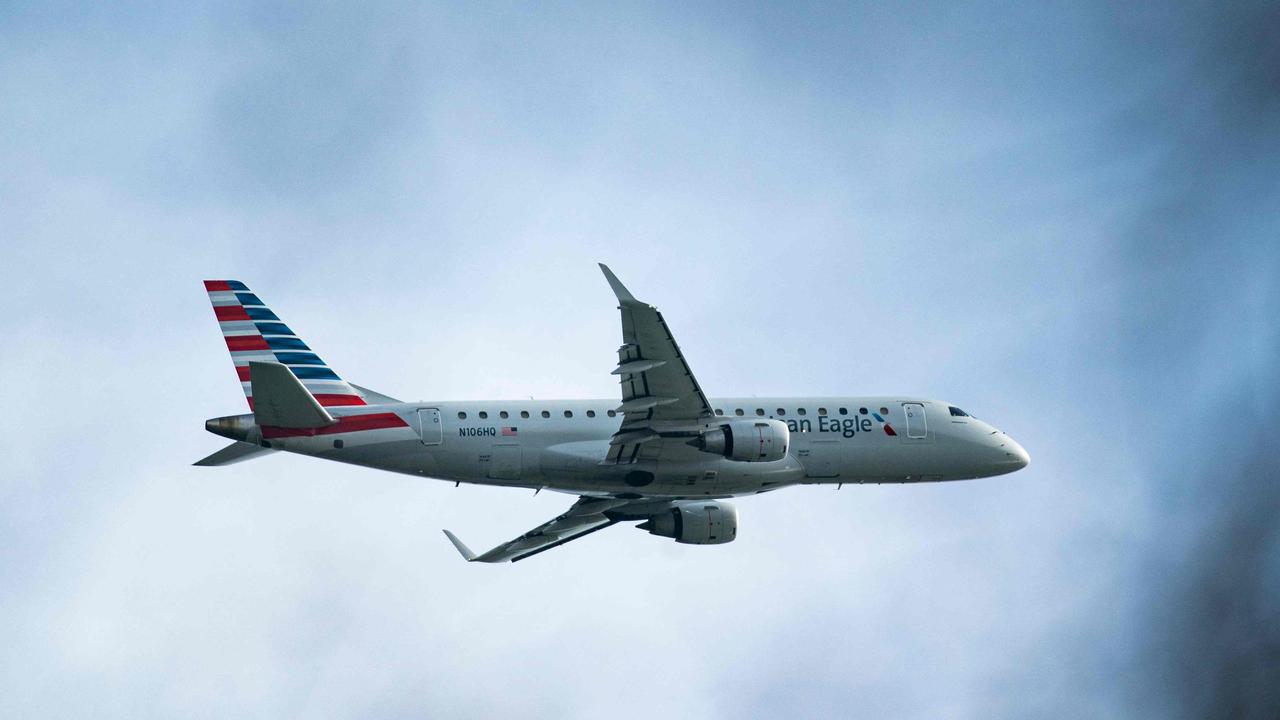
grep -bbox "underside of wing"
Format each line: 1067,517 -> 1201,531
441,496 -> 635,563
599,264 -> 714,464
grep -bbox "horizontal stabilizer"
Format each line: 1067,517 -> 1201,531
250,361 -> 336,429
193,441 -> 276,466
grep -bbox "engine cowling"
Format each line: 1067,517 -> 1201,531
689,419 -> 789,462
638,501 -> 738,545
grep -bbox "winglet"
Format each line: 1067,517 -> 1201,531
598,263 -> 640,306
442,529 -> 477,561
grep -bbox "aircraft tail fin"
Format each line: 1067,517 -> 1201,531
203,280 -> 384,410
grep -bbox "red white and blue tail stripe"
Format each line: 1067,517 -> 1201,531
204,280 -> 367,411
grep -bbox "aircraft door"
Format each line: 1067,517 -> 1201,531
903,403 -> 927,439
416,408 -> 442,445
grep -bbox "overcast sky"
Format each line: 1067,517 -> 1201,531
2,2 -> 1277,718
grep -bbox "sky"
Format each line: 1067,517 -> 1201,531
1,1 -> 1277,717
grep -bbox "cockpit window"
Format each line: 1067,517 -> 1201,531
949,406 -> 971,417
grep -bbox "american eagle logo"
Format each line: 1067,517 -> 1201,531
871,411 -> 897,436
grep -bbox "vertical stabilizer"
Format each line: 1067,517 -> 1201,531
203,280 -> 368,411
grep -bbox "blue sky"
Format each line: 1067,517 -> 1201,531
1,2 -> 1277,717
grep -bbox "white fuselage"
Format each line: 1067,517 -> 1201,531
237,396 -> 1029,498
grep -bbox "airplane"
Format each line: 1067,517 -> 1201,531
197,265 -> 1029,563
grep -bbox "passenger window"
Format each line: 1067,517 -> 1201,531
586,410 -> 596,418
715,409 -> 724,416
520,411 -> 530,419
859,407 -> 868,415
541,410 -> 550,418
500,411 -> 509,419
457,411 -> 467,419
879,407 -> 889,415
797,408 -> 807,416
838,407 -> 848,415
755,408 -> 765,416
735,409 -> 745,416
818,408 -> 827,416
564,410 -> 573,418
479,411 -> 488,419
607,410 -> 617,417
776,408 -> 786,416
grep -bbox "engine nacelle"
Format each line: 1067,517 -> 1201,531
689,419 -> 790,462
638,501 -> 738,545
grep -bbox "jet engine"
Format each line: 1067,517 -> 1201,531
688,419 -> 789,462
638,501 -> 738,545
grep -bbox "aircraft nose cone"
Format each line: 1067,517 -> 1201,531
1007,439 -> 1030,470
977,432 -> 1029,475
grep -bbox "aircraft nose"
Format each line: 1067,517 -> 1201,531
1006,438 -> 1030,470
977,431 -> 1029,475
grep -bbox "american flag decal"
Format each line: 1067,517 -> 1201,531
501,427 -> 518,436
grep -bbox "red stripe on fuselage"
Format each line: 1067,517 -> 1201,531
261,412 -> 408,439
215,305 -> 251,321
226,335 -> 270,351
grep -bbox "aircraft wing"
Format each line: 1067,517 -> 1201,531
598,264 -> 714,464
442,496 -> 637,563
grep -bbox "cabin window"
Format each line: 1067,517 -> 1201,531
500,411 -> 509,419
607,410 -> 617,417
797,408 -> 807,416
541,410 -> 550,418
520,411 -> 530,418
818,407 -> 827,416
479,411 -> 488,419
859,407 -> 868,415
776,408 -> 786,416
735,409 -> 745,416
587,410 -> 596,418
715,409 -> 724,416
949,406 -> 971,417
879,407 -> 889,415
838,407 -> 848,415
564,410 -> 573,418
755,408 -> 765,416
457,411 -> 467,419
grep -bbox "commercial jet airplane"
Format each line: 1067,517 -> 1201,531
197,265 -> 1029,563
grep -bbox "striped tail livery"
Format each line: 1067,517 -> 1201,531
203,280 -> 367,410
